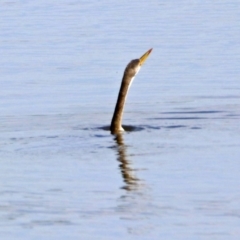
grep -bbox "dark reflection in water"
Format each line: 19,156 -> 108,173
113,134 -> 139,191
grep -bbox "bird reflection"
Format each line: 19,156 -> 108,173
114,134 -> 139,191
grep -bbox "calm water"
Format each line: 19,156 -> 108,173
1,1 -> 240,239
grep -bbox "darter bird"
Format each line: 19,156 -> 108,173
110,48 -> 152,134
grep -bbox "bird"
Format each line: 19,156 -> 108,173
110,48 -> 152,134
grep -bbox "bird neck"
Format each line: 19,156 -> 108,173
110,74 -> 134,134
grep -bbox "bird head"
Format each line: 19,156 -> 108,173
124,48 -> 152,79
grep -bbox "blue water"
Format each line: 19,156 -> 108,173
1,1 -> 240,239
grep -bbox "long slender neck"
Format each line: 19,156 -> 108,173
110,73 -> 133,134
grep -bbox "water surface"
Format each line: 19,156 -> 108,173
1,1 -> 240,239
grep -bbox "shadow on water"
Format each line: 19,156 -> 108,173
161,110 -> 224,114
98,124 -> 188,132
113,134 -> 140,191
83,107 -> 239,134
95,108 -> 239,134
99,125 -> 144,132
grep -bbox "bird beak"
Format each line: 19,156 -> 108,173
139,48 -> 152,66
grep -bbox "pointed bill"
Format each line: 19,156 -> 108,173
139,48 -> 153,66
